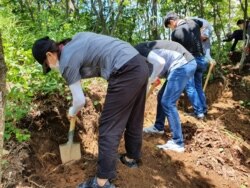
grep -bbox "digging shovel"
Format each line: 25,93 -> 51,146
59,116 -> 81,163
203,60 -> 216,92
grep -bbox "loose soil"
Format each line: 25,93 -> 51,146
2,65 -> 250,188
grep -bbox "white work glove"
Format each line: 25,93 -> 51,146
68,106 -> 80,119
68,106 -> 76,117
148,75 -> 159,85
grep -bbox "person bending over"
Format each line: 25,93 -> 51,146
135,40 -> 197,152
164,12 -> 208,118
32,32 -> 149,188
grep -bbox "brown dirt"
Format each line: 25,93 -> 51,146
2,66 -> 250,188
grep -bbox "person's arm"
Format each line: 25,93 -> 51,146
135,41 -> 165,83
68,80 -> 86,116
230,39 -> 238,52
147,51 -> 165,83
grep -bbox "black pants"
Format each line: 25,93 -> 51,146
97,54 -> 149,179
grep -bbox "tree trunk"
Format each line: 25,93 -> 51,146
146,6 -> 150,39
66,0 -> 69,18
0,32 -> 7,184
150,0 -> 159,40
199,0 -> 204,18
97,0 -> 108,34
90,0 -> 108,34
25,0 -> 35,22
213,3 -> 222,60
71,0 -> 80,18
239,0 -> 248,71
110,0 -> 125,36
213,4 -> 220,43
228,0 -> 231,33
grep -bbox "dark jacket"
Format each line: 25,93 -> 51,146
223,30 -> 243,51
223,20 -> 250,51
171,19 -> 204,57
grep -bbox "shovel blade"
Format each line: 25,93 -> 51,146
59,143 -> 81,163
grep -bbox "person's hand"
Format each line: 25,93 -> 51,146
146,78 -> 161,99
68,106 -> 82,120
148,76 -> 158,85
201,35 -> 208,41
209,59 -> 216,66
152,78 -> 161,87
67,106 -> 79,120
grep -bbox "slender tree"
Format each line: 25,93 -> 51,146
0,32 -> 7,185
239,0 -> 248,71
150,0 -> 159,40
110,0 -> 125,36
199,0 -> 204,18
228,0 -> 231,33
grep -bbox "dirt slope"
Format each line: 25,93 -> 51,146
2,68 -> 250,188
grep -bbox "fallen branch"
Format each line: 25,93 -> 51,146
27,175 -> 45,188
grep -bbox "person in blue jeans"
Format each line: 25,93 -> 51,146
188,56 -> 208,115
135,40 -> 197,152
164,12 -> 208,118
189,17 -> 215,114
189,17 -> 213,63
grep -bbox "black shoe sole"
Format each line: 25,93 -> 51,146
119,154 -> 139,168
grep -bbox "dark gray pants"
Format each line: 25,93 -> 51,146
97,54 -> 149,179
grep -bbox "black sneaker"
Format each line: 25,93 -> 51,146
119,154 -> 140,168
77,177 -> 115,188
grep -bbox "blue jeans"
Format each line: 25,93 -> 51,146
185,56 -> 208,114
154,60 -> 197,145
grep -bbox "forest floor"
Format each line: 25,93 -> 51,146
1,63 -> 250,188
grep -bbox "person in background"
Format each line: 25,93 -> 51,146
242,19 -> 250,51
135,40 -> 197,152
223,19 -> 245,53
164,12 -> 208,118
32,32 -> 149,188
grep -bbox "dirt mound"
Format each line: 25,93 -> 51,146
2,71 -> 250,188
2,81 -> 105,188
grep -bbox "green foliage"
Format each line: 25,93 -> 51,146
4,122 -> 30,142
239,100 -> 250,108
211,41 -> 231,65
0,4 -> 67,141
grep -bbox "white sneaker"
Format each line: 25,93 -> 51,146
184,112 -> 204,120
157,140 -> 185,153
157,140 -> 175,148
143,125 -> 164,134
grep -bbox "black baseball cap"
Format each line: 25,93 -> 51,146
32,36 -> 54,74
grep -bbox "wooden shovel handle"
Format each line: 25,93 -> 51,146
203,60 -> 216,92
68,116 -> 77,143
69,116 -> 77,132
